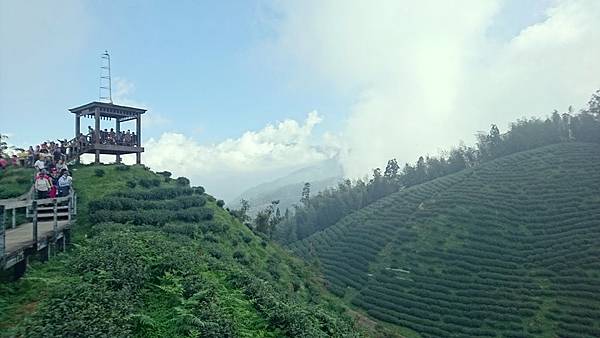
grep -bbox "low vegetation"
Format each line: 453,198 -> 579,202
291,142 -> 600,338
0,165 -> 362,337
0,167 -> 34,199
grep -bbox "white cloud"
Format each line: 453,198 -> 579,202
264,0 -> 600,177
143,111 -> 333,199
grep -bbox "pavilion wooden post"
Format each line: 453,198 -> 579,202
12,208 -> 16,229
75,113 -> 81,163
136,114 -> 142,164
94,108 -> 101,164
75,114 -> 81,139
115,117 -> 121,164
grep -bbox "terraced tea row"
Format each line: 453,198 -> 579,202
291,142 -> 600,337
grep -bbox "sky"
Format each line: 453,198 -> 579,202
1,0 -> 599,200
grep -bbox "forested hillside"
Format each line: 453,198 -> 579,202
0,165 -> 363,337
276,91 -> 600,244
290,142 -> 600,338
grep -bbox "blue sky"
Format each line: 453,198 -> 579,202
2,0 -> 599,199
1,1 -> 346,145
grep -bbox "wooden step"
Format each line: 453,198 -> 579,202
36,212 -> 70,219
37,206 -> 69,212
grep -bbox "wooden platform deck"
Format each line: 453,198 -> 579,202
5,220 -> 70,254
1,190 -> 76,277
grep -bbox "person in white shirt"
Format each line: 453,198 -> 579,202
58,171 -> 73,197
34,158 -> 45,171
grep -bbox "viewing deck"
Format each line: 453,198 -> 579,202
78,143 -> 144,156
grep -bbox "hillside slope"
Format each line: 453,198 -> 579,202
290,142 -> 600,338
0,164 -> 362,337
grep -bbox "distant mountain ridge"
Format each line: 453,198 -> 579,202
229,158 -> 343,214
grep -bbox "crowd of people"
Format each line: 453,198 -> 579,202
1,126 -> 140,199
29,141 -> 73,199
83,126 -> 138,147
0,139 -> 73,199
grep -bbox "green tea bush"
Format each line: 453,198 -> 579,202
94,168 -> 105,177
176,176 -> 190,186
24,283 -> 135,338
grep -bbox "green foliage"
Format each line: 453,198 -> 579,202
24,283 -> 136,338
292,142 -> 600,338
216,199 -> 225,208
176,176 -> 190,186
1,163 -> 360,337
253,200 -> 283,239
0,167 -> 34,198
115,164 -> 131,171
94,168 -> 105,177
0,133 -> 10,157
138,177 -> 161,188
277,92 -> 600,245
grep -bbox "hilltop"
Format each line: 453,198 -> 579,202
290,142 -> 600,338
0,164 -> 365,337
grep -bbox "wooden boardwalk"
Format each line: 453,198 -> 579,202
1,190 -> 76,278
5,220 -> 70,254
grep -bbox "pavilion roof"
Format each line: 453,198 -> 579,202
69,101 -> 146,119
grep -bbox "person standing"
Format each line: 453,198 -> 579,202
34,157 -> 45,171
58,171 -> 73,197
35,170 -> 52,199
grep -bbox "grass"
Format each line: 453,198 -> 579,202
0,167 -> 34,199
291,142 -> 600,338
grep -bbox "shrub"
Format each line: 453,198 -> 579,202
126,180 -> 137,188
176,176 -> 190,186
138,178 -> 154,188
157,171 -> 172,181
94,169 -> 105,177
24,283 -> 135,338
16,177 -> 30,184
115,165 -> 130,171
216,199 -> 225,208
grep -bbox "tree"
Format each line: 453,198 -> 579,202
301,182 -> 311,206
254,200 -> 282,239
415,156 -> 427,183
176,177 -> 190,186
588,89 -> 600,117
0,133 -> 11,157
230,199 -> 251,223
384,159 -> 400,179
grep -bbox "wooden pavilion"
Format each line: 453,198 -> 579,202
69,101 -> 146,164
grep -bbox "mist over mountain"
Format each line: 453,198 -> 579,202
229,157 -> 343,214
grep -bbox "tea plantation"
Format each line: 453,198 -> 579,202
290,142 -> 600,338
0,164 -> 363,337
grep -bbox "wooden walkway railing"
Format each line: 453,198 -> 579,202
0,190 -> 77,279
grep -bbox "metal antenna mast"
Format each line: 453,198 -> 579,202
99,50 -> 112,103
